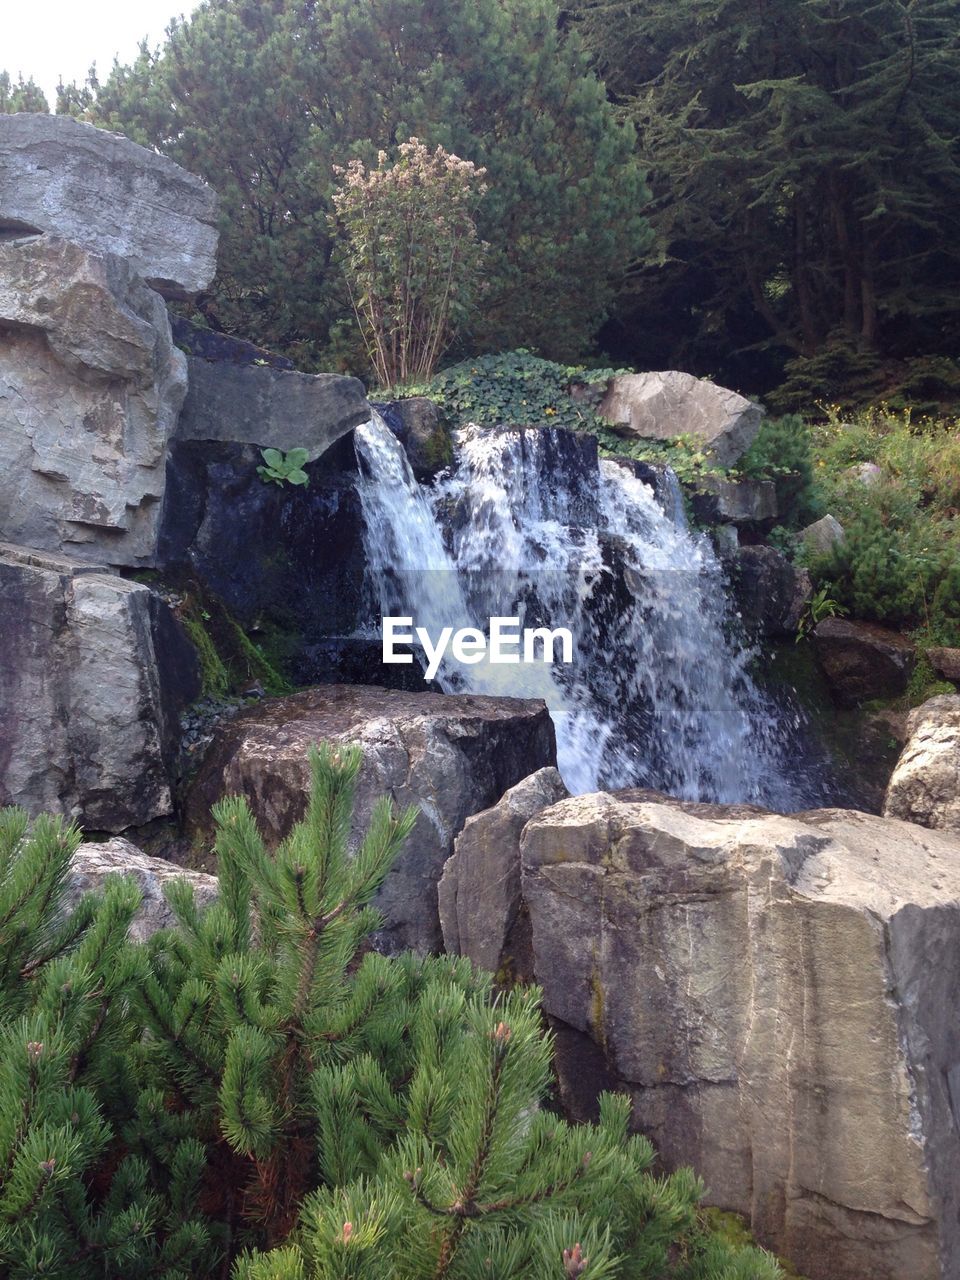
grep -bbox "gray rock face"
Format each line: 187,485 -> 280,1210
732,544 -> 812,638
0,544 -> 198,831
438,767 -> 567,974
518,791 -> 960,1280
0,235 -> 187,565
68,838 -> 218,942
800,513 -> 844,556
884,695 -> 960,833
176,355 -> 369,463
691,475 -> 777,525
597,371 -> 762,467
813,617 -> 915,706
185,685 -> 557,952
0,113 -> 219,296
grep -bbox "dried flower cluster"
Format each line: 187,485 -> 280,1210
332,138 -> 488,387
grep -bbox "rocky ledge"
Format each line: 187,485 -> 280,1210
185,685 -> 557,951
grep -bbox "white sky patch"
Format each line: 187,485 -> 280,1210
4,1 -> 200,108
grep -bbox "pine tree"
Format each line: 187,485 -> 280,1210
67,0 -> 649,367
0,808 -> 213,1278
573,0 -> 960,386
0,71 -> 49,113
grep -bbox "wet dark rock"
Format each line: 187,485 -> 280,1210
813,617 -> 915,707
732,544 -> 812,638
373,397 -> 453,480
171,316 -> 294,369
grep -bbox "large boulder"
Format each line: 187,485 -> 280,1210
438,766 -> 568,976
0,113 -> 218,297
185,685 -> 557,951
0,543 -> 199,831
0,235 -> 187,565
813,616 -> 915,706
731,544 -> 811,638
928,647 -> 960,684
517,791 -> 960,1280
176,354 -> 369,462
372,398 -> 454,480
68,838 -> 218,942
597,371 -> 762,467
884,695 -> 960,833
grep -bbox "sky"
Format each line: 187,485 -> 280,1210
5,1 -> 200,107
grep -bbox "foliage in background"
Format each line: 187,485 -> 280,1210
572,0 -> 960,397
64,0 -> 648,370
0,71 -> 48,113
333,140 -> 488,387
736,416 -> 819,527
0,754 -> 784,1279
802,407 -> 960,644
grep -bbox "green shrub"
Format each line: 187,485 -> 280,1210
736,416 -> 819,527
396,350 -> 623,431
0,753 -> 785,1279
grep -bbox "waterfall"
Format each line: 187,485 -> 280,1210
354,412 -> 808,807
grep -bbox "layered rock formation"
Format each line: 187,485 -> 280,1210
0,235 -> 187,564
0,113 -> 219,297
884,694 -> 960,833
444,787 -> 960,1280
597,371 -> 762,467
0,544 -> 198,830
185,685 -> 557,951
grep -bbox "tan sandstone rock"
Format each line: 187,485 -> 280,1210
68,839 -> 218,943
438,766 -> 568,975
884,695 -> 960,833
517,791 -> 960,1280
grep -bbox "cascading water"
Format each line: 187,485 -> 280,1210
354,412 -> 812,807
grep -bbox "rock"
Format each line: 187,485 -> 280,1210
884,695 -> 960,833
519,791 -> 960,1280
171,316 -> 295,369
176,354 -> 369,464
0,113 -> 218,297
0,236 -> 187,565
158,432 -> 369,668
928,646 -> 960,683
185,685 -> 557,951
691,475 -> 777,525
597,371 -> 763,467
68,838 -> 218,942
842,461 -> 883,486
0,543 -> 199,831
372,398 -> 453,480
438,767 -> 567,975
732,545 -> 812,638
800,513 -> 844,557
813,617 -> 915,706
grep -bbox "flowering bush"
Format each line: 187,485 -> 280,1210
332,139 -> 488,388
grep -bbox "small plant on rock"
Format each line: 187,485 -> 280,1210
257,447 -> 311,487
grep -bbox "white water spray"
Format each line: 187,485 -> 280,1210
354,413 -> 803,806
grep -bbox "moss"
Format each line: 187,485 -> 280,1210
180,611 -> 231,700
701,1209 -> 809,1278
178,588 -> 293,701
420,424 -> 454,471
